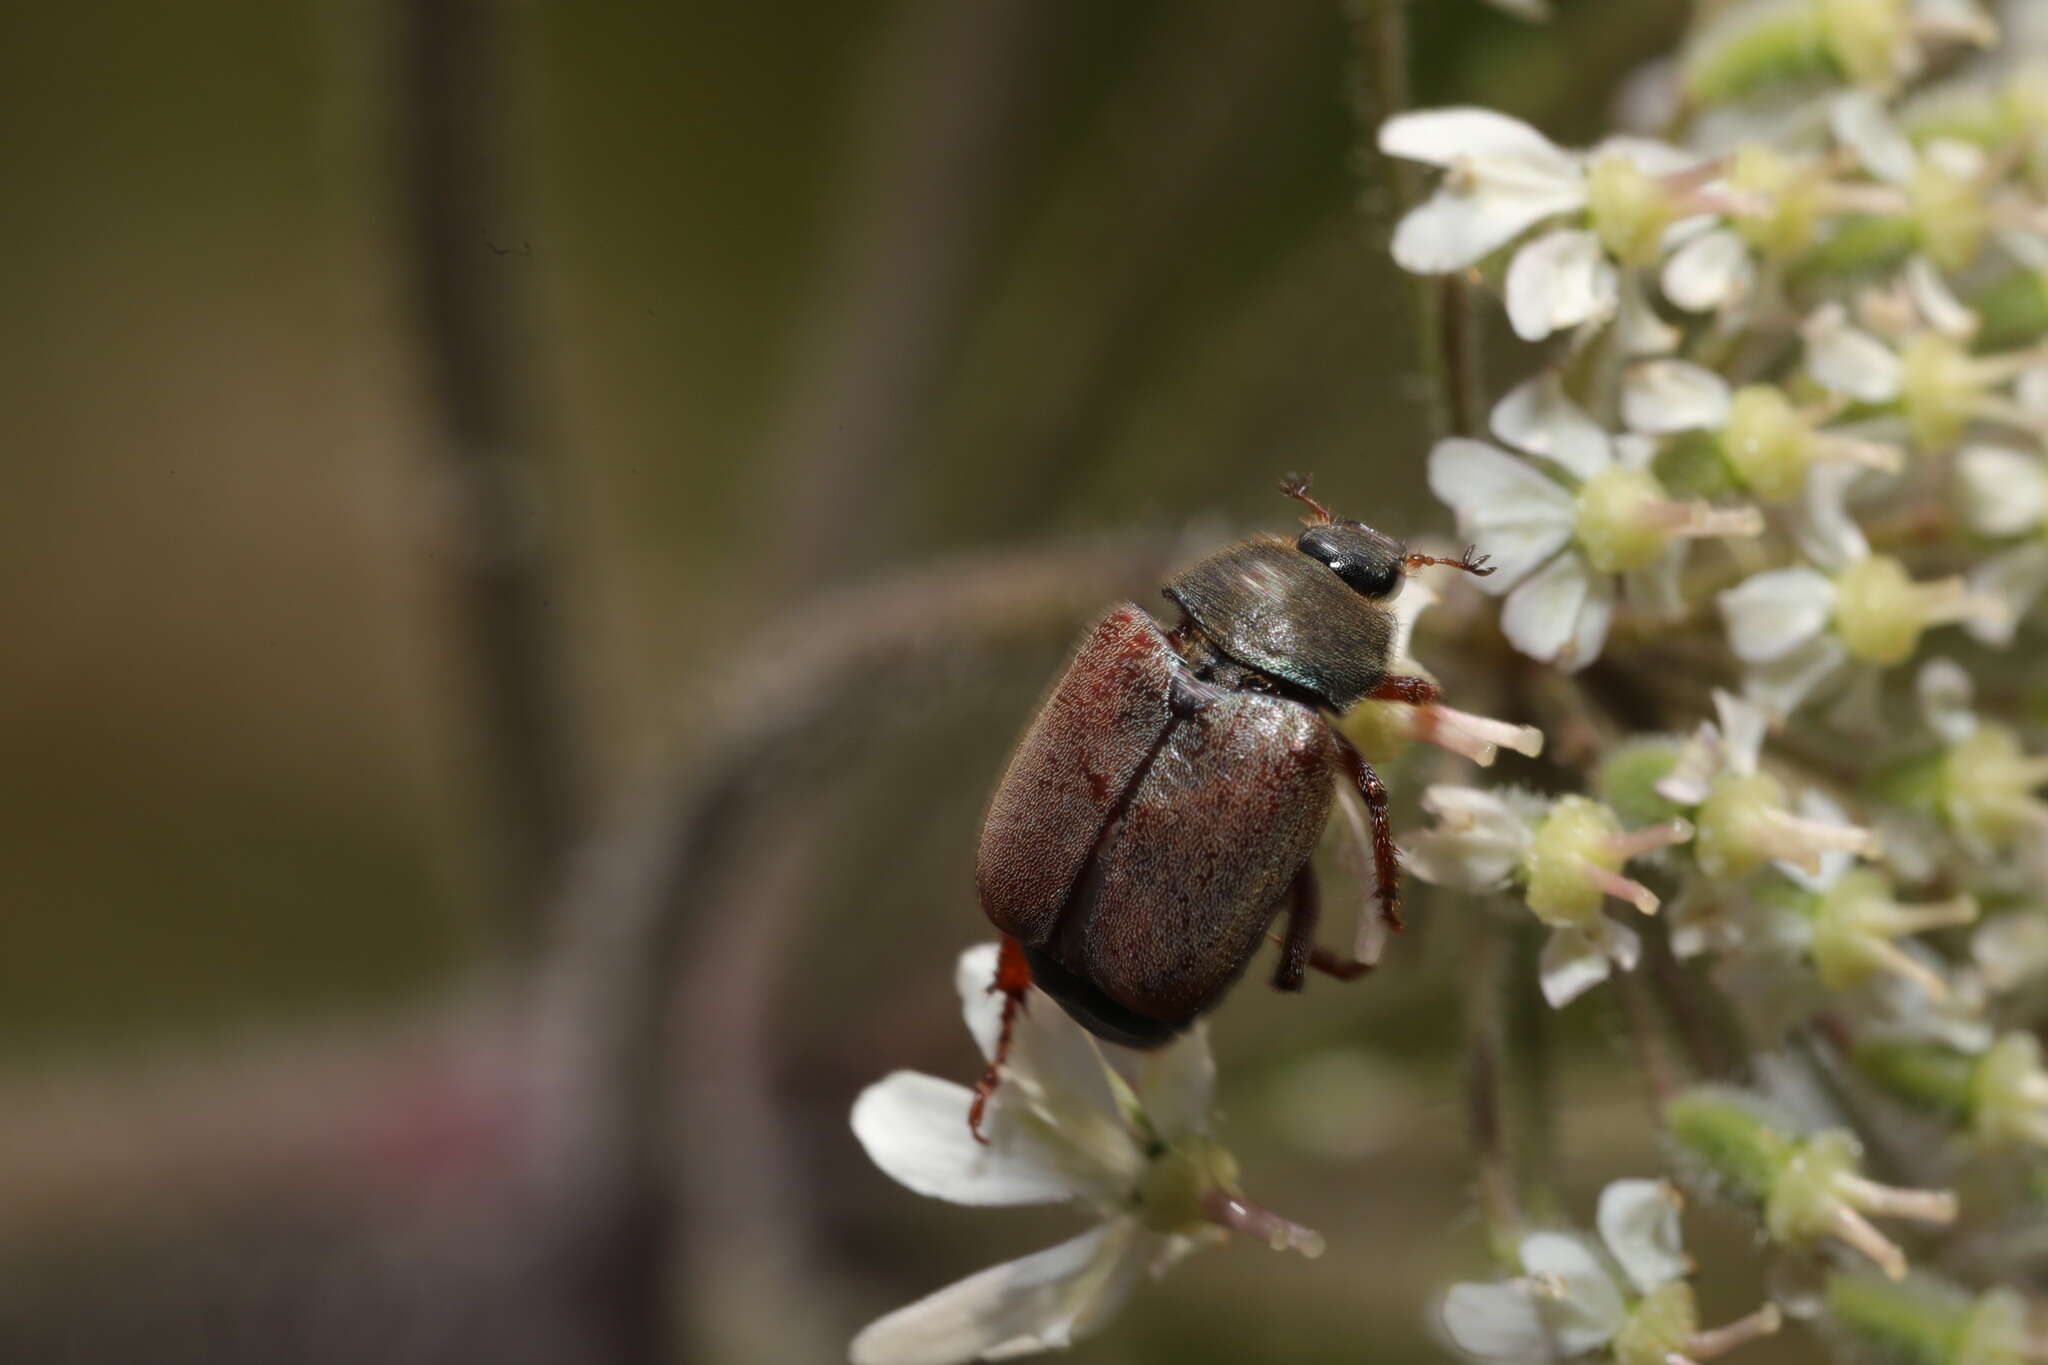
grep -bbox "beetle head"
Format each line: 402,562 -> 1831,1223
1280,474 -> 1494,599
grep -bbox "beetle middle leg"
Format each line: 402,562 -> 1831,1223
1330,730 -> 1402,930
1270,863 -> 1372,991
968,935 -> 1034,1144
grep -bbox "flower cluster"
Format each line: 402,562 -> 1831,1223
847,2 -> 2048,1361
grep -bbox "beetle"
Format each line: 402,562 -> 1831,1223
968,475 -> 1492,1138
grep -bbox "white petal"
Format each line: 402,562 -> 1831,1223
1626,542 -> 1688,620
1405,786 -> 1533,890
1427,439 -> 1576,592
1789,459 -> 1872,571
1974,911 -> 2048,992
1597,1179 -> 1689,1292
1914,0 -> 1997,46
1591,916 -> 1642,970
1505,229 -> 1619,341
1916,657 -> 1978,744
852,1071 -> 1082,1206
1615,273 -> 1681,358
1539,927 -> 1613,1007
1717,567 -> 1836,663
1924,136 -> 1987,181
1379,108 -> 1577,173
849,1221 -> 1147,1365
1386,577 -> 1440,665
1803,302 -> 1903,402
1956,445 -> 2048,538
1968,542 -> 2048,645
1441,1281 -> 1550,1364
1518,1232 -> 1628,1351
1775,790 -> 1858,892
1392,183 -> 1583,274
1831,91 -> 1917,185
1622,359 -> 1732,434
1662,227 -> 1753,313
1905,255 -> 1978,340
1743,634 -> 1851,723
1490,374 -> 1614,479
1655,722 -> 1722,806
1131,1025 -> 1214,1144
1712,688 -> 1771,776
1502,552 -> 1612,671
2004,228 -> 2048,274
2018,366 -> 2048,418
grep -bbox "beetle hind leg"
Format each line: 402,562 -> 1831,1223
968,935 -> 1034,1144
1271,864 -> 1373,991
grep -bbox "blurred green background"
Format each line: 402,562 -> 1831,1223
0,2 -> 1801,1362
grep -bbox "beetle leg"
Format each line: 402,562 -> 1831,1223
1368,674 -> 1441,708
1271,864 -> 1317,992
1330,730 -> 1403,930
968,935 -> 1034,1144
1270,864 -> 1376,988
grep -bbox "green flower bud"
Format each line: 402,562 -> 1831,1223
1576,468 -> 1673,573
1694,770 -> 1875,878
1836,555 -> 1996,666
1597,739 -> 1692,831
1810,866 -> 1977,995
1523,796 -> 1628,925
1664,1086 -> 1956,1278
1682,3 -> 1829,105
1825,1272 -> 2030,1365
1911,161 -> 1991,273
1971,1033 -> 2048,1150
1732,144 -> 1823,258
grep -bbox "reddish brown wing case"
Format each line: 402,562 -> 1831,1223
977,602 -> 1336,1027
975,604 -> 1179,945
1080,691 -> 1333,1020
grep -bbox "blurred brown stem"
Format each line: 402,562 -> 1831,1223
532,534 -> 1179,1363
1352,0 -> 1482,439
1462,914 -> 1521,1262
398,0 -> 584,949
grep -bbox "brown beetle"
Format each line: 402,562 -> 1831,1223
968,476 -> 1492,1138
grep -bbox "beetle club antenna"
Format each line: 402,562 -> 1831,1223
1278,473 -> 1333,524
1404,546 -> 1496,578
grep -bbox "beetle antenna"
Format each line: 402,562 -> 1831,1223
1278,473 -> 1333,524
1403,546 -> 1496,578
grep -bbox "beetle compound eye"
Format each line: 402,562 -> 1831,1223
1297,524 -> 1405,600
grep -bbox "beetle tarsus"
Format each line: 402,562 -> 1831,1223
1403,546 -> 1495,578
968,936 -> 1034,1144
1368,674 -> 1441,708
1332,732 -> 1402,930
1277,473 -> 1334,524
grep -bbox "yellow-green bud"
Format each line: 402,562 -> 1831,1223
1137,1134 -> 1238,1235
1589,153 -> 1677,267
1911,161 -> 1991,273
1576,466 -> 1672,572
1819,0 -> 1908,90
1835,554 -> 1928,665
1694,769 -> 1789,878
1523,796 -> 1624,926
1901,332 -> 1982,450
1942,723 -> 2048,852
1721,384 -> 1815,502
1732,144 -> 1822,258
1971,1033 -> 2048,1151
1613,1282 -> 1701,1365
1825,1273 -> 2030,1365
1337,700 -> 1414,766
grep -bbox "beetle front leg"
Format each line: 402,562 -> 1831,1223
1330,730 -> 1402,930
1368,674 -> 1440,707
968,935 -> 1034,1144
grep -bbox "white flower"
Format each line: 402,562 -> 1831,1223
849,945 -> 1319,1364
1429,377 -> 1761,671
1955,443 -> 2048,643
1403,786 -> 1691,1007
1656,690 -> 1882,882
1379,109 -> 1590,274
1379,111 -> 1695,340
1440,1180 -> 1780,1365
